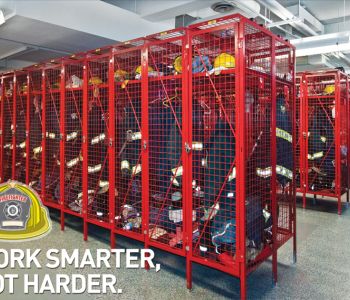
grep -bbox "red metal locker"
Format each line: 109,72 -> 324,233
1,73 -> 15,182
85,48 -> 112,230
14,71 -> 28,183
113,39 -> 145,242
298,70 -> 350,214
27,67 -> 44,192
61,56 -> 85,220
42,60 -> 62,209
187,15 -> 296,298
145,28 -> 188,256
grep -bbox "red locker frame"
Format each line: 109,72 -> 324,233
26,66 -> 44,194
297,70 -> 350,214
13,71 -> 28,183
145,28 -> 188,257
0,13 -> 296,300
60,55 -> 86,229
112,38 -> 145,244
186,15 -> 296,298
0,72 -> 15,183
41,60 -> 63,210
84,47 -> 114,240
296,75 -> 302,194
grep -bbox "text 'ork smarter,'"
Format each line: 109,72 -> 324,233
0,248 -> 161,295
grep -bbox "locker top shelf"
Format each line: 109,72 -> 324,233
1,72 -> 14,79
297,69 -> 350,78
146,27 -> 186,42
188,13 -> 295,50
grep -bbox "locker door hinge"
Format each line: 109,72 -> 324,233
83,136 -> 86,143
0,130 -> 2,136
238,39 -> 244,49
25,131 -> 29,138
60,133 -> 64,141
185,142 -> 191,153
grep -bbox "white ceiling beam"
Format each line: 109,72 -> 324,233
287,4 -> 324,34
0,45 -> 27,60
257,0 -> 318,36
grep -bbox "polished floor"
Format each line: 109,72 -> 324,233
2,198 -> 350,300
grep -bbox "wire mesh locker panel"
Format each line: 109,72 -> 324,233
14,73 -> 28,183
44,65 -> 61,205
146,30 -> 187,253
189,17 -> 240,272
63,60 -> 84,215
295,75 -> 302,192
28,69 -> 43,191
339,74 -> 349,199
273,42 -> 295,250
188,15 -> 296,299
302,71 -> 349,214
114,41 -> 144,239
2,75 -> 15,182
244,23 -> 276,272
0,78 -> 2,182
87,52 -> 110,225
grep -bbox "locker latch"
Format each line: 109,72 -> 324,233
109,138 -> 113,147
25,131 -> 28,138
302,132 -> 307,138
185,142 -> 191,153
0,130 -> 2,136
143,140 -> 147,150
60,133 -> 64,140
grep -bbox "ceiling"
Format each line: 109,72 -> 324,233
0,0 -> 350,72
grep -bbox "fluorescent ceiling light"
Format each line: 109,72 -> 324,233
0,10 -> 5,26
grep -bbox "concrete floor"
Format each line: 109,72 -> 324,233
1,198 -> 350,300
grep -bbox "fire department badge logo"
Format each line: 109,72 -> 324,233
0,180 -> 51,241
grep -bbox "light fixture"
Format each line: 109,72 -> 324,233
0,10 -> 5,26
295,43 -> 350,57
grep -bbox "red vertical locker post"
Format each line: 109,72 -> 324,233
347,75 -> 350,203
187,15 -> 296,299
60,54 -> 86,230
144,28 -> 188,257
274,37 -> 297,263
298,70 -> 349,214
13,71 -> 28,183
1,73 -> 15,182
0,75 -> 4,182
27,66 -> 44,192
84,47 -> 113,239
296,75 -> 304,196
42,60 -> 63,210
12,72 -> 17,180
112,38 -> 146,244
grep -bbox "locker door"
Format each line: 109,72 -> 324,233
86,55 -> 110,225
114,47 -> 144,238
44,67 -> 61,204
63,62 -> 84,214
2,76 -> 14,182
28,70 -> 43,192
14,73 -> 28,183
